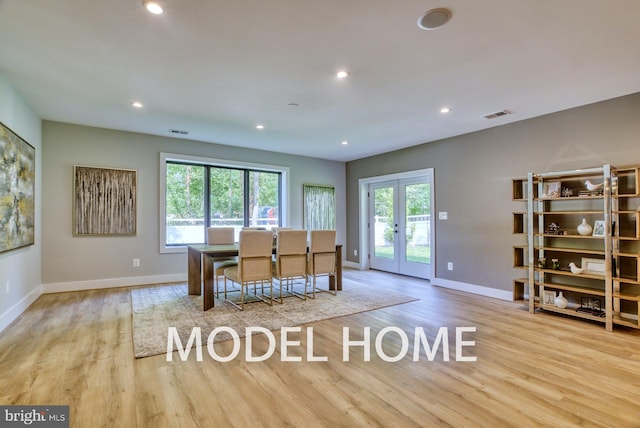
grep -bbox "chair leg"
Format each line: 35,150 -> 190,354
240,282 -> 245,311
312,275 -> 317,299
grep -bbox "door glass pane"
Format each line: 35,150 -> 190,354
374,186 -> 394,259
404,182 -> 430,264
209,167 -> 244,239
165,163 -> 205,245
248,171 -> 280,230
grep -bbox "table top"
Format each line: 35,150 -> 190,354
188,243 -> 341,256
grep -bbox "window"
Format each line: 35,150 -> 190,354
160,153 -> 288,252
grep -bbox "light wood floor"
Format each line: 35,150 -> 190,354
1,269 -> 640,427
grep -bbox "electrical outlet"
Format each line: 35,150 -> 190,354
133,259 -> 140,267
439,212 -> 448,220
354,249 -> 358,256
447,262 -> 453,271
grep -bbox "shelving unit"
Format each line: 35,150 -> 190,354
512,165 -> 640,331
612,167 -> 640,328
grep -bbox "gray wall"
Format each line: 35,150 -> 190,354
346,92 -> 640,293
0,72 -> 42,331
42,121 -> 346,286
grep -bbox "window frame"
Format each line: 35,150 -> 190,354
160,152 -> 289,253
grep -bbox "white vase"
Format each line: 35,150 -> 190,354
577,218 -> 592,236
554,292 -> 568,309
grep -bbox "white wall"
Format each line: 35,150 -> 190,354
0,72 -> 42,333
41,121 -> 346,291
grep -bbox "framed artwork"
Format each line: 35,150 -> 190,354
543,182 -> 561,198
592,220 -> 606,237
303,184 -> 336,231
581,257 -> 605,276
74,166 -> 137,236
0,121 -> 35,253
543,290 -> 556,306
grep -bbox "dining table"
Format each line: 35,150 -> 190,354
187,243 -> 343,310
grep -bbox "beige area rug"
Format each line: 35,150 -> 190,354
131,281 -> 418,358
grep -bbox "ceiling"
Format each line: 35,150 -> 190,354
1,1 -> 639,162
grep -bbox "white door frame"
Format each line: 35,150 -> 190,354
358,168 -> 435,278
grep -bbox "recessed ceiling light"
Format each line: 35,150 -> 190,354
418,8 -> 452,30
440,107 -> 451,114
143,1 -> 164,14
336,71 -> 349,79
256,124 -> 264,130
131,101 -> 143,108
341,141 -> 349,145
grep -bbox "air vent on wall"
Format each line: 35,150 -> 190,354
169,129 -> 189,135
483,109 -> 512,119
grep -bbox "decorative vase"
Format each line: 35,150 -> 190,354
577,218 -> 592,236
551,258 -> 560,270
554,292 -> 568,309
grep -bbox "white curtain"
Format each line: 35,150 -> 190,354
304,184 -> 335,231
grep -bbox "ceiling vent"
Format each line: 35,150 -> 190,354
483,110 -> 512,119
169,129 -> 189,135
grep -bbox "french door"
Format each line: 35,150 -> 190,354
368,174 -> 432,279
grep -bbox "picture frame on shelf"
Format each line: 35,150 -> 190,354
543,182 -> 561,198
581,257 -> 605,276
592,220 -> 606,237
543,290 -> 556,306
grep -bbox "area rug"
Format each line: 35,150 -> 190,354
131,282 -> 418,358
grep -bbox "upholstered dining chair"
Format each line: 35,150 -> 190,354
206,227 -> 237,297
223,230 -> 274,310
272,229 -> 308,303
307,229 -> 337,298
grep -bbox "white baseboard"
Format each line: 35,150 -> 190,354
42,273 -> 187,294
342,261 -> 360,269
0,285 -> 42,334
431,277 -> 513,301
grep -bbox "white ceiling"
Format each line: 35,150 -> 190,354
1,0 -> 639,162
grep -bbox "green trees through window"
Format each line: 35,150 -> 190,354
166,162 -> 281,245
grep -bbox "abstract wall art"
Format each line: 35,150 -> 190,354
74,166 -> 137,236
0,121 -> 35,254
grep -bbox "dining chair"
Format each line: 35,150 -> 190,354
223,230 -> 274,310
307,229 -> 337,298
272,229 -> 308,303
206,227 -> 237,297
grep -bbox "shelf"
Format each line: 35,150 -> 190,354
613,315 -> 640,329
535,210 -> 603,215
538,304 -> 606,323
535,196 -> 604,201
512,212 -> 526,234
537,246 -> 604,256
537,234 -> 605,240
537,268 -> 605,280
536,281 -> 605,296
514,164 -> 634,331
612,293 -> 640,301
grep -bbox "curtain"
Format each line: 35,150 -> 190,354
304,184 -> 336,231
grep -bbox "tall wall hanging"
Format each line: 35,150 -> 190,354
74,166 -> 137,236
0,121 -> 35,253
